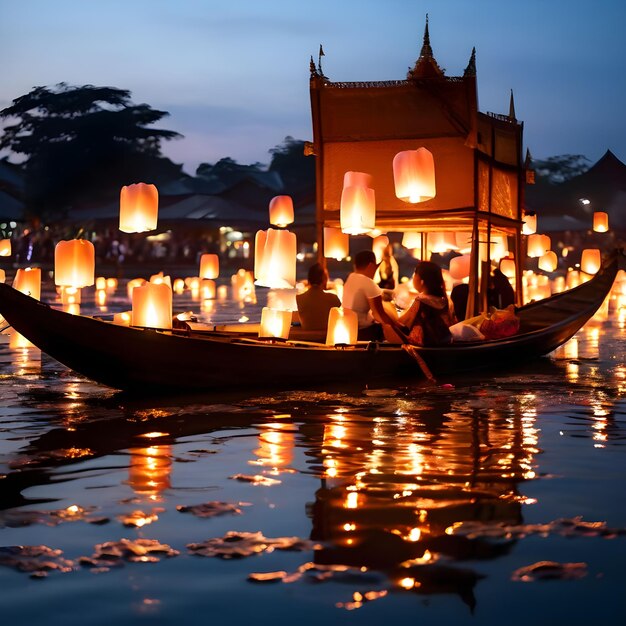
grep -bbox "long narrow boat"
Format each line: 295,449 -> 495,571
0,251 -> 620,392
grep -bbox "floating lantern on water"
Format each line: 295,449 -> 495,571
0,269 -> 5,283
150,272 -> 171,288
538,251 -> 558,272
269,195 -> 294,228
126,277 -> 146,301
13,267 -> 41,300
199,253 -> 219,279
106,277 -> 118,292
119,183 -> 158,233
593,212 -> 609,233
527,234 -> 550,258
449,254 -> 471,280
60,286 -> 82,305
340,171 -> 375,235
95,276 -> 106,291
0,239 -> 11,257
172,278 -> 185,294
259,307 -> 292,339
232,269 -> 255,302
324,227 -> 349,261
581,248 -> 601,275
54,239 -> 95,288
200,279 -> 216,300
113,311 -> 132,326
267,289 -> 297,311
522,213 -> 537,235
217,284 -> 228,300
326,307 -> 358,346
132,282 -> 172,329
392,148 -> 436,203
255,228 -> 297,288
372,235 -> 389,264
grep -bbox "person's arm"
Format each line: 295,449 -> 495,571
369,294 -> 409,341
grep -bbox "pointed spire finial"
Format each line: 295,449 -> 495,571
318,44 -> 325,76
509,89 -> 516,120
420,13 -> 433,58
463,47 -> 476,77
309,55 -> 318,78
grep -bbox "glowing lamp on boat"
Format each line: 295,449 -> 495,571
449,254 -> 471,280
131,282 -> 172,329
593,212 -> 609,233
254,228 -> 297,288
581,248 -> 601,275
199,253 -> 219,279
269,195 -> 294,228
522,212 -> 537,235
324,227 -> 349,261
538,251 -> 558,273
0,239 -> 11,256
527,234 -> 549,258
500,258 -> 516,279
13,267 -> 41,300
393,148 -> 436,203
340,171 -> 375,235
259,307 -> 292,340
372,235 -> 389,264
326,307 -> 358,346
54,239 -> 95,288
119,183 -> 158,233
113,311 -> 132,326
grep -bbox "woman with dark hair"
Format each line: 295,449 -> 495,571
384,261 -> 454,346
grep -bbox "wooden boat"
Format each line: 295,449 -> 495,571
0,251 -> 620,393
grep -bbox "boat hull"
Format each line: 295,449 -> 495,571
0,252 -> 619,392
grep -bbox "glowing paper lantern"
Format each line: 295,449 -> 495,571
500,258 -> 516,279
95,276 -> 107,290
199,253 -> 219,279
254,228 -> 297,288
372,235 -> 389,264
393,148 -> 436,203
527,234 -> 550,258
0,269 -> 5,283
13,267 -> 41,300
325,307 -> 358,346
593,212 -> 609,233
324,227 -> 349,260
119,183 -> 158,233
449,255 -> 471,280
269,196 -> 294,228
490,234 -> 509,261
343,171 -> 372,188
340,184 -> 375,235
0,239 -> 11,256
428,232 -> 458,254
106,278 -> 118,291
267,289 -> 297,311
54,239 -> 95,288
60,286 -> 81,305
581,248 -> 601,275
258,307 -> 292,339
150,272 -> 171,288
402,231 -> 422,250
522,213 -> 537,235
131,282 -> 172,329
173,278 -> 185,294
538,251 -> 558,272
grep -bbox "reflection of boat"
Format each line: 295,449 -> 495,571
0,252 -> 619,392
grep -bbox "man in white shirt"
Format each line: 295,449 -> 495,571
343,250 -> 406,341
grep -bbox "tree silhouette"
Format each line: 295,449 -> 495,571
0,83 -> 183,220
268,136 -> 315,196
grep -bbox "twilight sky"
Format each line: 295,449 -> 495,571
2,0 -> 625,175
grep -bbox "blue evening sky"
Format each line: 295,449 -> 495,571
2,0 -> 625,175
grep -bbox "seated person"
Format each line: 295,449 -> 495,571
374,244 -> 399,289
296,263 -> 341,331
451,282 -> 469,321
383,261 -> 454,346
487,268 -> 516,309
343,250 -> 406,341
